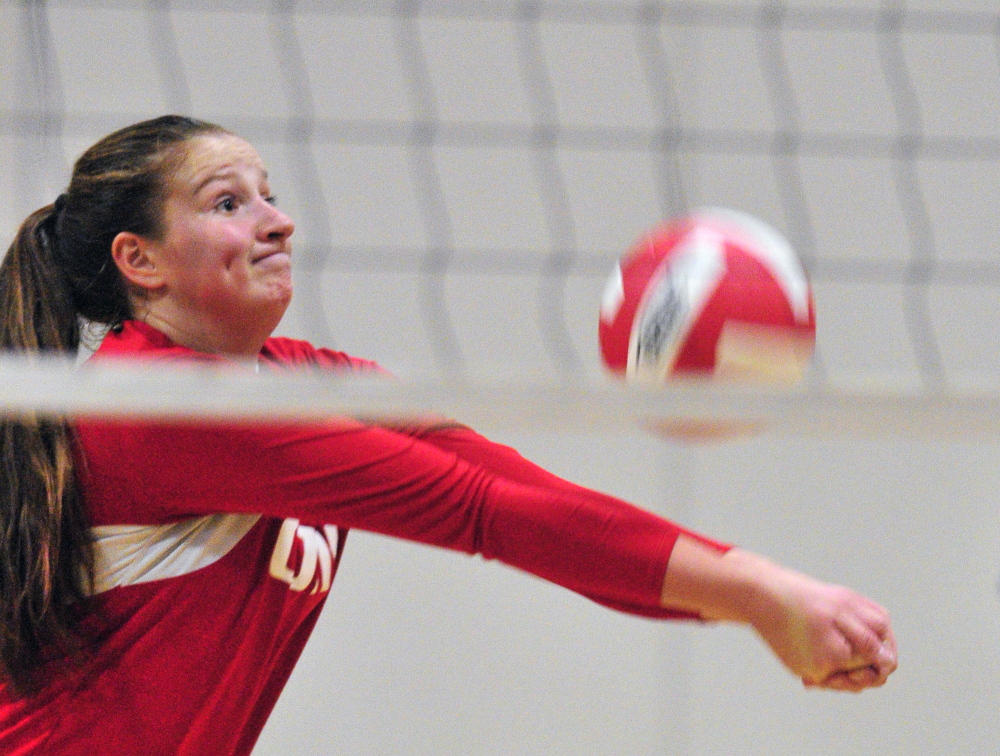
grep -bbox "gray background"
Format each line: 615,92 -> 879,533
3,0 -> 999,753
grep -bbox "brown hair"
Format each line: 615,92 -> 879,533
0,115 -> 228,693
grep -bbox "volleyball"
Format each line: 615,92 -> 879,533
599,208 -> 816,384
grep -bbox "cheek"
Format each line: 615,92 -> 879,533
179,226 -> 247,274
211,228 -> 249,270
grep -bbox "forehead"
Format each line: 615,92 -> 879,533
171,134 -> 266,190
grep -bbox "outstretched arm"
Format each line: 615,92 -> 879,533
661,536 -> 897,692
79,412 -> 897,691
385,423 -> 898,690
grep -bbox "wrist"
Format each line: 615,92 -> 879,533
660,539 -> 785,625
713,549 -> 789,627
701,548 -> 786,625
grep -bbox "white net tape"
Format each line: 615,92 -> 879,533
3,355 -> 997,437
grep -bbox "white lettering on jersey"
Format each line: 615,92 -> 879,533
268,519 -> 341,594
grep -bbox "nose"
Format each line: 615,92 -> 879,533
258,198 -> 295,242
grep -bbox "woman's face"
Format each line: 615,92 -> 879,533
140,134 -> 295,349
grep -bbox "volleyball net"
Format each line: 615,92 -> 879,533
0,354 -> 994,440
3,1 -> 1000,430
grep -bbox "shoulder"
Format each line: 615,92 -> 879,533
92,322 -> 385,374
91,320 -> 219,363
261,336 -> 385,374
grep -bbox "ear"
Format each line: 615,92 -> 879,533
111,231 -> 165,291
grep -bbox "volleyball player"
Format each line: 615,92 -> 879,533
0,116 -> 896,755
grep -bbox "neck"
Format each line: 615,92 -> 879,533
135,304 -> 278,359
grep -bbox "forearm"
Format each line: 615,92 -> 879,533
398,425 -> 737,617
659,536 -> 771,622
661,535 -> 898,691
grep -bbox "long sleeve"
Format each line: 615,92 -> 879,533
76,416 -> 696,617
77,321 -> 726,619
383,423 -> 731,617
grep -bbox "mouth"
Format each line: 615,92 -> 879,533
252,250 -> 291,265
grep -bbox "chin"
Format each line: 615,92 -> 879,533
261,278 -> 293,306
264,289 -> 293,323
242,285 -> 291,332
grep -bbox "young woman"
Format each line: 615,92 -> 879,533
0,116 -> 895,755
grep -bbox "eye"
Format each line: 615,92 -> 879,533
265,195 -> 278,206
216,196 -> 237,213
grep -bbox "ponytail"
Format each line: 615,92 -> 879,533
0,205 -> 93,693
0,115 -> 228,693
1,204 -> 81,352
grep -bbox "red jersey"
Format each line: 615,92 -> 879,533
0,321 -> 725,755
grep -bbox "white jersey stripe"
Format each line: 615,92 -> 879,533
91,513 -> 262,595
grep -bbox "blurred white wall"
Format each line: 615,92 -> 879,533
254,429 -> 1000,755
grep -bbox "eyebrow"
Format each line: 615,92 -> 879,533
192,167 -> 269,196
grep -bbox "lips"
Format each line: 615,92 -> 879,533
251,250 -> 290,265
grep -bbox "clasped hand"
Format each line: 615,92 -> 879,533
747,561 -> 897,692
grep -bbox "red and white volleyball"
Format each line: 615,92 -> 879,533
599,208 -> 815,384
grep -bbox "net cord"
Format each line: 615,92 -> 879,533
0,355 -> 996,437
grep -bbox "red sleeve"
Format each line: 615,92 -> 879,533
75,417 -> 699,619
383,424 -> 732,618
401,425 -> 732,549
260,336 -> 384,373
